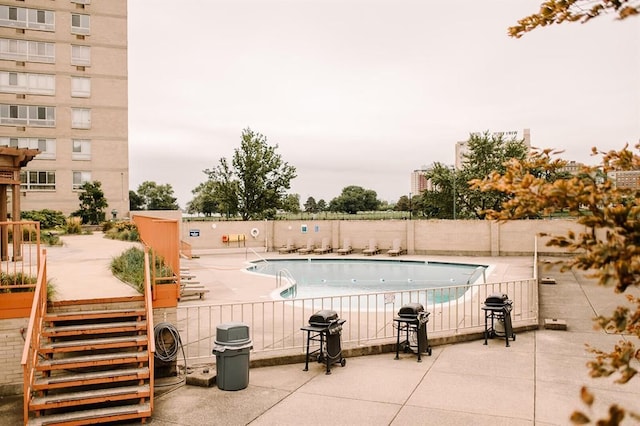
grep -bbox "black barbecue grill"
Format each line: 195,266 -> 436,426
301,310 -> 346,374
482,293 -> 516,347
394,303 -> 431,362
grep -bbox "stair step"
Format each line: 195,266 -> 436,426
37,351 -> 148,371
40,335 -> 148,353
42,320 -> 147,337
45,308 -> 146,323
27,402 -> 151,426
29,384 -> 150,411
34,367 -> 149,390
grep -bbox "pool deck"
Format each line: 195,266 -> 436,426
2,234 -> 639,425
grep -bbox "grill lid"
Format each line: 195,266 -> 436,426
309,309 -> 338,326
484,293 -> 510,306
398,303 -> 424,318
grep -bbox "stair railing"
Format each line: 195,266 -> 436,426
20,248 -> 47,425
143,247 -> 156,412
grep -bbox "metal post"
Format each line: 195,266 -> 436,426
451,167 -> 456,220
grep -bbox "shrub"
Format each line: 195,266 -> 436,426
40,231 -> 62,246
21,209 -> 66,229
104,221 -> 140,242
0,272 -> 37,293
110,247 -> 172,293
65,217 -> 83,234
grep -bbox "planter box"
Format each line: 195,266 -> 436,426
152,283 -> 178,308
0,291 -> 35,319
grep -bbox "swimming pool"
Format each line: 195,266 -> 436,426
247,258 -> 488,301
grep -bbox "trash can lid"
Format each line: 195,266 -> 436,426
212,342 -> 253,353
215,322 -> 251,345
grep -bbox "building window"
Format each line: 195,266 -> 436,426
0,6 -> 54,31
20,170 -> 55,191
0,39 -> 54,63
71,45 -> 90,66
71,0 -> 91,4
0,104 -> 55,127
72,139 -> 90,160
71,76 -> 90,97
0,137 -> 56,159
71,108 -> 90,129
71,14 -> 89,35
72,171 -> 91,190
1,71 -> 57,96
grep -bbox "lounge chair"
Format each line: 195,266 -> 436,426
387,238 -> 405,256
336,239 -> 352,255
362,239 -> 380,256
297,239 -> 315,255
179,278 -> 209,300
313,238 -> 332,254
278,238 -> 297,254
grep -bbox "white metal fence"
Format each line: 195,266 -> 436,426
176,277 -> 538,362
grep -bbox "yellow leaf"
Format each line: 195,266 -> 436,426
580,386 -> 594,406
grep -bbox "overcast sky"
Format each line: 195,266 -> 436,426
127,0 -> 639,209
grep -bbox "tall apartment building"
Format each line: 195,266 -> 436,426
411,164 -> 435,195
0,0 -> 128,218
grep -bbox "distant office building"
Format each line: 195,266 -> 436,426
608,170 -> 640,190
411,165 -> 432,195
558,160 -> 586,175
455,128 -> 531,170
0,1 -> 129,217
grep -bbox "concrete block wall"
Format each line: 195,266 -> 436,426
0,317 -> 29,395
180,218 -> 583,256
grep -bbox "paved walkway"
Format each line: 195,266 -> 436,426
144,263 -> 640,426
1,233 -> 639,425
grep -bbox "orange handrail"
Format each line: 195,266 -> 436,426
143,247 -> 155,411
20,248 -> 47,425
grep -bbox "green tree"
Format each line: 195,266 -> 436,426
317,199 -> 328,212
457,131 -> 528,219
204,128 -> 297,221
329,186 -> 381,214
282,194 -> 301,214
129,190 -> 144,211
136,181 -> 179,210
510,0 -> 639,38
395,195 -> 411,212
73,181 -> 108,224
378,200 -> 392,211
304,196 -> 318,213
186,180 -> 219,216
416,164 -> 458,219
472,145 -> 640,425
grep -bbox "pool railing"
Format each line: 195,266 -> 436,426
176,277 -> 538,362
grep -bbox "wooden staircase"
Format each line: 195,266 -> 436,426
26,296 -> 153,425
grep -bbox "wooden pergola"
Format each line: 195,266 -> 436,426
0,147 -> 40,260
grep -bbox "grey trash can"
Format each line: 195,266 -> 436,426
212,322 -> 252,391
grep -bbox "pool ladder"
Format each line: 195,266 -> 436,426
276,268 -> 297,298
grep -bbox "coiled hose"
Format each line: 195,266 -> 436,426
154,322 -> 184,362
154,322 -> 187,386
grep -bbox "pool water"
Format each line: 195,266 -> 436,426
247,258 -> 487,300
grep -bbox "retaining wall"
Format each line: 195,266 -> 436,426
180,218 -> 585,256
